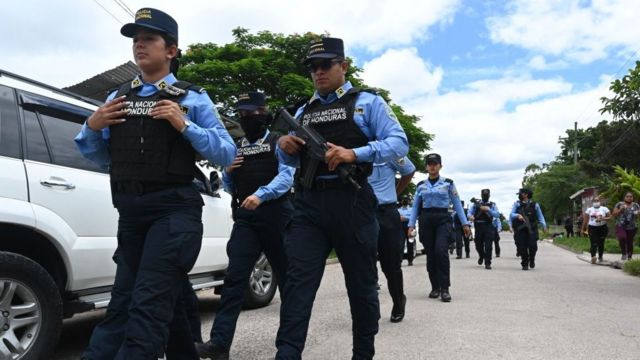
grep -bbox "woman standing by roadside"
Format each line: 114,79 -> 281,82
612,192 -> 640,260
581,197 -> 611,264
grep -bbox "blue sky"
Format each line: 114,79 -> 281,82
2,0 -> 639,214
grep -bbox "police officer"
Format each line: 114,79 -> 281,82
493,214 -> 504,257
276,37 -> 409,359
407,154 -> 470,302
510,188 -> 548,270
75,8 -> 236,359
196,92 -> 295,359
369,156 -> 415,323
398,196 -> 415,266
467,189 -> 500,269
452,201 -> 467,259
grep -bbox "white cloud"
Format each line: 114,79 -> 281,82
527,55 -> 569,71
1,0 -> 461,87
487,0 -> 640,63
361,48 -> 443,102
394,75 -> 611,213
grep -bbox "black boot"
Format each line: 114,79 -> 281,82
485,263 -> 492,270
529,258 -> 535,269
477,257 -> 484,265
441,288 -> 452,302
196,340 -> 230,360
428,288 -> 441,299
390,294 -> 406,323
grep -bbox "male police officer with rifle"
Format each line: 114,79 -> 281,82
510,188 -> 548,270
467,189 -> 500,269
275,37 -> 409,360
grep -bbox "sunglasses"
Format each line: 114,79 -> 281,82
306,59 -> 342,72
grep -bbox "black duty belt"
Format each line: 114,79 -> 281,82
422,208 -> 448,214
378,203 -> 397,210
113,181 -> 189,195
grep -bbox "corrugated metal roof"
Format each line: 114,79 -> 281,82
64,61 -> 139,101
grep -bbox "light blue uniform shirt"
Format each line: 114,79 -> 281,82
398,206 -> 412,222
368,156 -> 415,205
222,130 -> 295,202
74,73 -> 236,169
467,202 -> 501,222
510,201 -> 548,230
409,177 -> 469,227
276,81 -> 409,174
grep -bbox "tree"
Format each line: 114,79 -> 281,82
600,60 -> 640,121
600,165 -> 640,202
522,162 -> 593,222
178,28 -> 432,172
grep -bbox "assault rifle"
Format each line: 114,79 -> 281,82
276,109 -> 362,191
516,203 -> 533,234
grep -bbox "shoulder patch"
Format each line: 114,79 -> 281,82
444,178 -> 453,184
354,107 -> 364,114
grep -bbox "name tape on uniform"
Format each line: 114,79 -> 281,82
237,143 -> 271,156
125,101 -> 188,115
302,107 -> 347,126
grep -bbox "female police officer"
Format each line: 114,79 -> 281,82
75,8 -> 235,359
407,153 -> 470,302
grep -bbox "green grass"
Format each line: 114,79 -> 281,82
623,259 -> 640,277
553,236 -> 640,254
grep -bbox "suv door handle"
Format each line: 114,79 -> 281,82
40,178 -> 76,190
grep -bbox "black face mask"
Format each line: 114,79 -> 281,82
518,194 -> 525,201
481,194 -> 490,202
240,114 -> 272,142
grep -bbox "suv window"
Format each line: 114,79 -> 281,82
0,85 -> 21,158
39,112 -> 105,173
23,110 -> 51,163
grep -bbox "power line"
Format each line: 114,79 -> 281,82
569,45 -> 640,133
113,0 -> 135,17
91,0 -> 123,24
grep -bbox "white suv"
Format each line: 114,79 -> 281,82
0,70 -> 276,360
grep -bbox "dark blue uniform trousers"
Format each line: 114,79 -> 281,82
275,184 -> 380,360
516,229 -> 538,266
419,212 -> 453,290
376,205 -> 405,307
84,185 -> 204,360
474,222 -> 495,265
209,198 -> 293,349
83,248 -> 201,360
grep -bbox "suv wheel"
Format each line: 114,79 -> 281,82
243,253 -> 277,309
0,252 -> 62,360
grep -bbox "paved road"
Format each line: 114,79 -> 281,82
53,234 -> 640,359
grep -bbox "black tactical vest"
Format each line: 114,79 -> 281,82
474,201 -> 495,222
231,132 -> 280,202
109,81 -> 197,184
513,201 -> 539,235
299,88 -> 372,179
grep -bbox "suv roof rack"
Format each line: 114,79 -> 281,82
0,68 -> 103,107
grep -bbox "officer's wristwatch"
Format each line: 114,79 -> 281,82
180,119 -> 191,134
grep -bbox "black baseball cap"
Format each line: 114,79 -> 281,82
425,153 -> 442,164
518,188 -> 533,196
303,37 -> 345,64
236,92 -> 266,111
120,8 -> 178,40
481,189 -> 490,195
